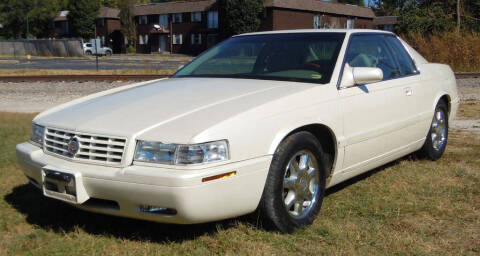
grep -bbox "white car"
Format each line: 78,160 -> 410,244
16,30 -> 459,233
83,42 -> 112,56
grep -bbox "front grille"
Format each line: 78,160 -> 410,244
44,128 -> 127,165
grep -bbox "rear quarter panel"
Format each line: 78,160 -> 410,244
417,63 -> 459,123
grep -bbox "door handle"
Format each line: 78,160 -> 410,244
404,87 -> 413,96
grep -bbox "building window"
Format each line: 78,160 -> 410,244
207,11 -> 218,29
144,34 -> 148,44
98,18 -> 105,27
139,15 -> 147,25
346,18 -> 355,29
139,35 -> 144,45
173,13 -> 183,23
173,34 -> 183,44
191,33 -> 202,45
159,14 -> 169,29
191,12 -> 202,22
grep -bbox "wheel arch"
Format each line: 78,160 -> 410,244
269,123 -> 338,178
439,94 -> 451,115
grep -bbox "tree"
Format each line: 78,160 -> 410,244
101,0 -> 118,8
218,0 -> 264,38
0,0 -> 68,39
68,0 -> 100,39
118,0 -> 136,46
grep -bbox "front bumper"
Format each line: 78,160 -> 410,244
16,142 -> 271,224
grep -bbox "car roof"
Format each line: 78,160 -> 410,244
235,29 -> 395,37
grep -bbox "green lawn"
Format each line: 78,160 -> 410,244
0,111 -> 478,255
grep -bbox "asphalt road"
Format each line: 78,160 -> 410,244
0,55 -> 192,70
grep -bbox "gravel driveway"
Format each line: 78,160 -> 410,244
1,78 -> 479,133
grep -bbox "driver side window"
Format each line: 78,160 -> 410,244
346,34 -> 401,81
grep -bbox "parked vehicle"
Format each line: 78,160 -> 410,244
16,30 -> 458,233
83,39 -> 112,56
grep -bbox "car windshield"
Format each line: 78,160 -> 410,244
174,33 -> 346,84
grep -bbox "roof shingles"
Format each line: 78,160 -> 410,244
264,0 -> 376,19
134,0 -> 217,16
133,0 -> 375,19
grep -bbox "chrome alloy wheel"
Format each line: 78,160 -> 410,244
431,109 -> 447,151
282,150 -> 320,219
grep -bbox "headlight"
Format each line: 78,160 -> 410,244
134,140 -> 229,165
30,124 -> 45,146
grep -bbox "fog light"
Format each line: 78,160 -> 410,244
138,205 -> 177,215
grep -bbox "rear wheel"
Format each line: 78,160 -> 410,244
417,100 -> 449,160
259,131 -> 326,233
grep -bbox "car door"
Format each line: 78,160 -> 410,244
383,35 -> 429,142
339,33 -> 422,174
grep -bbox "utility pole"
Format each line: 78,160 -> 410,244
26,13 -> 29,39
457,0 -> 461,33
95,26 -> 99,71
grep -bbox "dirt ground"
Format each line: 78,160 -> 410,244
0,78 -> 479,133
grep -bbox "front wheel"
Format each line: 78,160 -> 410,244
105,50 -> 112,56
259,131 -> 326,233
417,100 -> 449,160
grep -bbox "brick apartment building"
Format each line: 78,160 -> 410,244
95,7 -> 123,53
134,0 -> 218,55
53,11 -> 70,38
134,0 -> 376,55
53,8 -> 124,54
53,0 -> 377,55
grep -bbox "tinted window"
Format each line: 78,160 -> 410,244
346,34 -> 402,80
175,33 -> 346,84
385,36 -> 417,76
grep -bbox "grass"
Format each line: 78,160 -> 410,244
0,105 -> 479,255
404,32 -> 480,72
0,69 -> 176,76
457,100 -> 480,120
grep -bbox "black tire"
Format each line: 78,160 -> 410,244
105,50 -> 112,56
259,131 -> 326,233
85,50 -> 92,56
417,100 -> 449,160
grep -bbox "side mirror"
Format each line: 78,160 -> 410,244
340,63 -> 383,89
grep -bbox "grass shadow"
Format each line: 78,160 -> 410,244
326,154 -> 415,196
4,184 -> 260,243
4,155 -> 415,241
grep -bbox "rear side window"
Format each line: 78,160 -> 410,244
384,36 -> 418,76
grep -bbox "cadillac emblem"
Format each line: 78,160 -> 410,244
67,137 -> 80,155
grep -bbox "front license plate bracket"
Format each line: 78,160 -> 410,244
41,166 -> 89,204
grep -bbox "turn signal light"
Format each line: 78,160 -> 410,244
202,171 -> 237,182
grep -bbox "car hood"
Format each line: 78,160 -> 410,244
35,78 -> 315,141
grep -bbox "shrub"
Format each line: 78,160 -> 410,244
126,45 -> 136,54
403,32 -> 480,72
